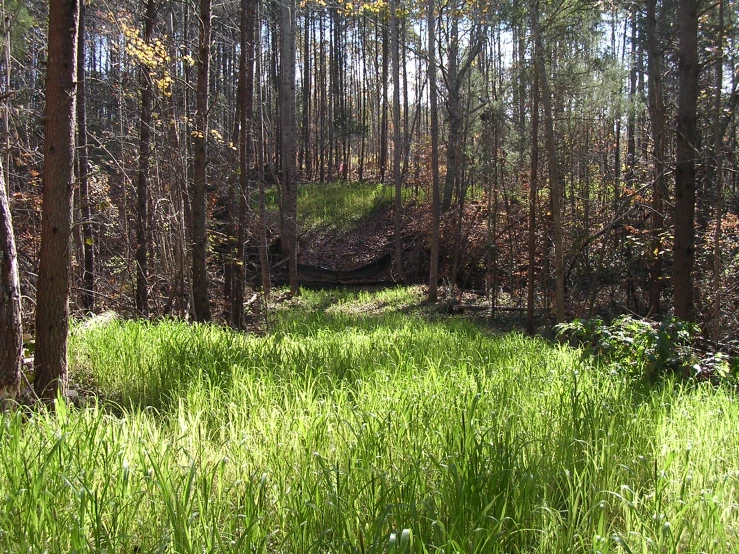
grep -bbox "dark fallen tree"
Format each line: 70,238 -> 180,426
297,252 -> 393,286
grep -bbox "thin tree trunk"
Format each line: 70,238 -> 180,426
256,7 -> 270,296
135,0 -> 156,317
301,11 -> 310,180
527,49 -> 539,335
427,0 -> 440,302
164,7 -> 191,316
0,164 -> 21,402
379,18 -> 388,183
35,0 -> 80,401
231,0 -> 256,330
673,0 -> 698,322
2,0 -> 10,191
712,0 -> 724,340
76,0 -> 94,313
280,0 -> 299,294
647,0 -> 666,316
625,6 -> 637,187
441,16 -> 460,212
441,17 -> 481,212
358,16 -> 367,181
318,16 -> 325,183
391,0 -> 404,282
532,0 -> 564,324
191,0 -> 212,321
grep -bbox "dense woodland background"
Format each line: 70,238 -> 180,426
1,0 -> 738,398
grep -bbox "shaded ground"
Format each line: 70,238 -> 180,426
296,199 -> 430,283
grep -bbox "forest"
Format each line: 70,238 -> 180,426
1,0 -> 739,550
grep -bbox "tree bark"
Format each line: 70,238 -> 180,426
625,7 -> 637,187
379,18 -> 388,183
441,15 -> 460,212
712,0 -> 724,340
647,0 -> 666,316
256,24 -> 271,296
2,2 -> 10,193
527,48 -> 539,335
77,0 -> 94,313
427,0 -> 440,302
391,0 -> 404,282
191,0 -> 212,321
673,0 -> 698,322
135,0 -> 156,317
35,0 -> 79,401
280,0 -> 299,295
0,164 -> 21,402
301,11 -> 311,180
441,16 -> 481,212
231,0 -> 256,329
532,0 -> 564,324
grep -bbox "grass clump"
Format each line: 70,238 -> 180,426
2,289 -> 739,552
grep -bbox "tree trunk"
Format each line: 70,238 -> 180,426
2,3 -> 10,193
712,0 -> 724,340
673,0 -> 698,322
0,164 -> 21,402
647,0 -> 666,316
76,0 -> 94,313
532,0 -> 565,324
391,0 -> 404,282
625,6 -> 637,187
427,0 -> 440,302
135,0 -> 156,317
527,48 -> 539,335
378,19 -> 389,183
191,0 -> 212,322
231,0 -> 256,329
280,0 -> 299,295
301,11 -> 311,180
35,0 -> 79,401
257,27 -> 271,296
164,8 -> 192,316
441,16 -> 481,212
441,16 -> 459,212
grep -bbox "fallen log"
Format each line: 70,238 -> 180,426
297,252 -> 392,285
448,303 -> 548,314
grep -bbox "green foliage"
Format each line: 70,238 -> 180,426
0,0 -> 35,59
2,291 -> 739,552
557,316 -> 736,381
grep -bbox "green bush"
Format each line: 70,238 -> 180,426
556,316 -> 735,381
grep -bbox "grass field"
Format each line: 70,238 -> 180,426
1,288 -> 738,552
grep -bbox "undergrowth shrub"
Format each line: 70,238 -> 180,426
556,316 -> 736,382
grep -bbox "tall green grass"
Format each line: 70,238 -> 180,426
1,288 -> 738,552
